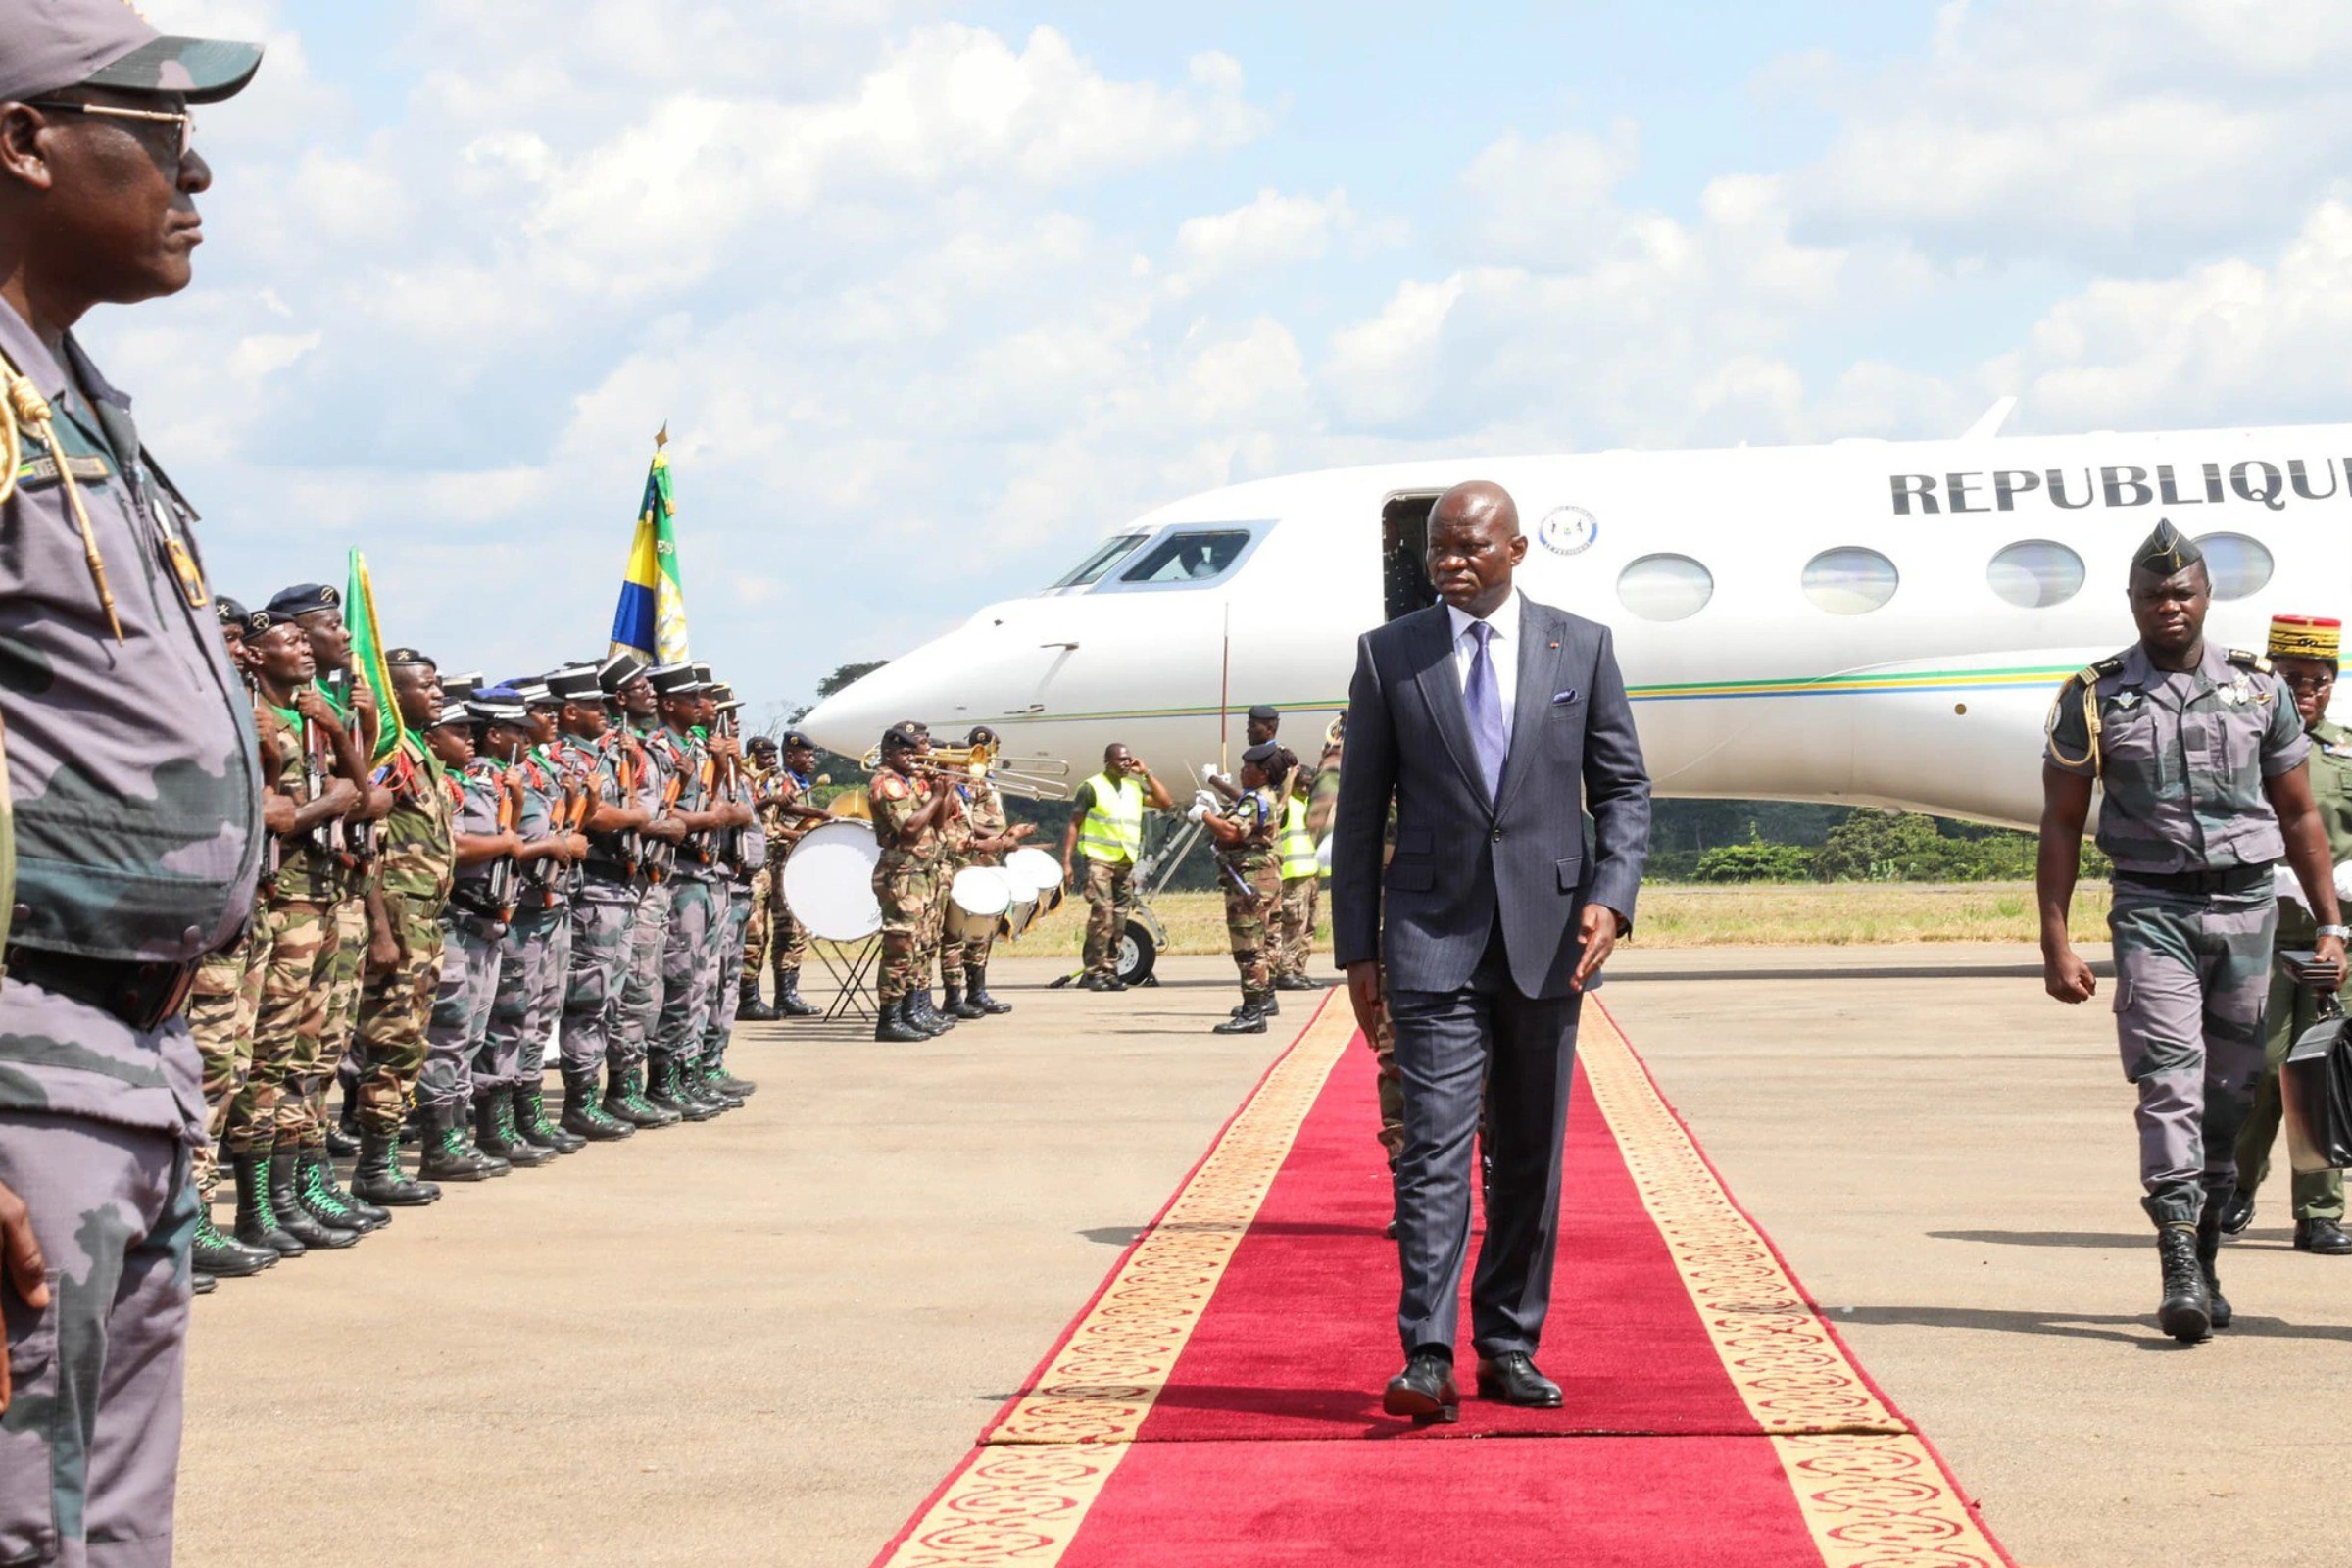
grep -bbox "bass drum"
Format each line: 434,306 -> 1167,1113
1003,846 -> 1066,916
945,866 -> 1013,944
781,819 -> 882,942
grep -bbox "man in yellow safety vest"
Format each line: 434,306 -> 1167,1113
1274,753 -> 1325,989
1059,742 -> 1175,990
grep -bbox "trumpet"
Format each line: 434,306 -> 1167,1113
859,739 -> 997,777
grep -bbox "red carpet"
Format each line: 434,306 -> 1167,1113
874,994 -> 2015,1567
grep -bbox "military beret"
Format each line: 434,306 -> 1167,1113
265,582 -> 341,619
1242,741 -> 1281,767
966,725 -> 1000,748
1247,704 -> 1280,724
881,724 -> 923,752
0,0 -> 263,107
746,735 -> 779,756
545,666 -> 603,703
2130,519 -> 2205,577
240,609 -> 279,640
780,730 -> 815,752
214,595 -> 248,626
467,687 -> 529,726
895,717 -> 930,737
648,662 -> 705,697
597,652 -> 650,694
383,646 -> 435,668
439,671 -> 484,702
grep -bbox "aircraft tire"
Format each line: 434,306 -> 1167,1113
1117,920 -> 1158,987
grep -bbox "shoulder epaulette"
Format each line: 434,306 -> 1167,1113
871,772 -> 907,802
2227,648 -> 2273,675
2064,656 -> 2124,692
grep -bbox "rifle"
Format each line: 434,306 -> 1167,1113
485,765 -> 521,920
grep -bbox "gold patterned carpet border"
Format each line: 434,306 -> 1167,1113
874,1446 -> 1131,1568
1582,1004 -> 1909,1437
1774,1434 -> 2012,1567
982,994 -> 1355,1446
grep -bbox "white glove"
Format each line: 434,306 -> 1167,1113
1192,789 -> 1220,816
1186,803 -> 1210,823
2278,862 -> 2313,911
1200,762 -> 1223,783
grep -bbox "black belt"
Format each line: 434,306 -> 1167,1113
2115,862 -> 2275,897
3,945 -> 204,1032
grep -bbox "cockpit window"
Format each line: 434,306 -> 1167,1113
1118,528 -> 1255,586
1052,534 -> 1149,589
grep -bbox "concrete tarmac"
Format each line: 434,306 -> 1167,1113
177,948 -> 2352,1567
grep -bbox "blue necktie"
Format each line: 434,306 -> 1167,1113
1465,620 -> 1506,802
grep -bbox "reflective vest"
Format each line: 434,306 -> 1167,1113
1077,771 -> 1145,865
1279,794 -> 1319,881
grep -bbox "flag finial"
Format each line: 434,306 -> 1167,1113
654,421 -> 669,449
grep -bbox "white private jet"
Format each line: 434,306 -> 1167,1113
804,407 -> 2351,831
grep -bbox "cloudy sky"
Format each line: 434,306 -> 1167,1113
115,0 -> 2352,722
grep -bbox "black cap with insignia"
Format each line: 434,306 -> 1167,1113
746,735 -> 778,757
1247,704 -> 1280,724
881,723 -> 923,752
966,725 -> 1000,748
383,646 -> 435,668
2131,519 -> 2204,577
781,729 -> 814,752
597,652 -> 649,694
265,582 -> 341,619
1242,741 -> 1281,767
214,594 -> 247,626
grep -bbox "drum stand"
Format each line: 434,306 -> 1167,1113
814,934 -> 883,1022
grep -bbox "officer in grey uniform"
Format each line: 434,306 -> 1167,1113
2039,520 -> 2348,1344
0,9 -> 266,1561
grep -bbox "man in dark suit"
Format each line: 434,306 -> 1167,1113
1332,479 -> 1651,1423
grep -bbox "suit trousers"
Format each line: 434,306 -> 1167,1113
1387,926 -> 1579,1359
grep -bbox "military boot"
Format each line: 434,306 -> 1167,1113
352,1126 -> 440,1206
562,1067 -> 634,1141
606,1063 -> 678,1129
514,1082 -> 584,1154
774,967 -> 819,1017
967,965 -> 1011,1015
648,1055 -> 717,1122
326,1092 -> 362,1158
192,1205 -> 276,1277
689,1055 -> 742,1112
231,1148 -> 304,1256
2157,1223 -> 2212,1343
2198,1198 -> 2234,1330
737,976 -> 778,1022
192,1271 -> 217,1296
268,1147 -> 357,1250
418,1102 -> 507,1182
944,978 -> 985,1021
707,1048 -> 757,1102
1213,997 -> 1269,1035
876,997 -> 930,1043
301,1146 -> 390,1231
476,1090 -> 554,1166
913,988 -> 956,1032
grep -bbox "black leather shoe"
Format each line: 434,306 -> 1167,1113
1382,1351 -> 1459,1424
2295,1217 -> 2352,1255
1475,1352 -> 1563,1407
2157,1223 -> 2211,1343
2220,1189 -> 2256,1236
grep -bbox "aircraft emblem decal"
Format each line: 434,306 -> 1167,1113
1538,505 -> 1599,556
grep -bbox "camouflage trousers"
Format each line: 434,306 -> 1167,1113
705,880 -> 753,1057
1276,876 -> 1320,980
655,877 -> 718,1068
2109,885 -> 2277,1228
483,905 -> 564,1094
951,876 -> 999,981
874,854 -> 934,1004
313,895 -> 368,1139
419,912 -> 505,1115
1081,858 -> 1137,979
768,865 -> 808,976
564,877 -> 641,1076
188,920 -> 269,1200
231,898 -> 341,1154
347,891 -> 445,1137
1221,860 -> 1281,1002
532,904 -> 575,1078
741,867 -> 770,984
0,1112 -> 197,1568
2234,949 -> 2348,1222
619,879 -> 676,1069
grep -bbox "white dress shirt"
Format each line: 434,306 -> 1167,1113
1446,591 -> 1521,751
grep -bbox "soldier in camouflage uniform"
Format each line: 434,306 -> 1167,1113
946,727 -> 1034,1017
1198,743 -> 1285,1034
736,735 -> 783,1021
0,15 -> 269,1556
761,731 -> 826,1016
345,650 -> 457,1207
471,680 -> 573,1165
871,726 -> 961,1042
644,664 -> 744,1118
416,689 -> 527,1182
551,658 -> 648,1140
239,611 -> 374,1251
695,684 -> 761,1101
577,656 -> 678,1130
2227,615 -> 2352,1253
2041,521 -> 2348,1344
616,667 -> 687,1114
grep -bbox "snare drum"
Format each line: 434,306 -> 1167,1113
999,888 -> 1042,941
1003,846 -> 1066,916
945,866 -> 1013,944
780,820 -> 883,942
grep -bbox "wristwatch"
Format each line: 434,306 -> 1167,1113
2319,924 -> 2351,941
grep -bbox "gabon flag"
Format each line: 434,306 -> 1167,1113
609,425 -> 690,667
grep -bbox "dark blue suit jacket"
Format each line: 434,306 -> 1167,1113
1330,594 -> 1651,999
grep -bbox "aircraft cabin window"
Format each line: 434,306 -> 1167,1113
1616,554 -> 1714,621
1117,528 -> 1254,586
1801,547 -> 1899,615
1051,533 -> 1149,589
2192,532 -> 2275,601
1986,539 -> 2085,609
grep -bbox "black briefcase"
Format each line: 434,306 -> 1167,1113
2280,968 -> 2352,1174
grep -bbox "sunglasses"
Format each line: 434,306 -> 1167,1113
29,99 -> 195,162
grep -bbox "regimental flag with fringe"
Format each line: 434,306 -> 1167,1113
609,426 -> 690,666
345,547 -> 405,764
